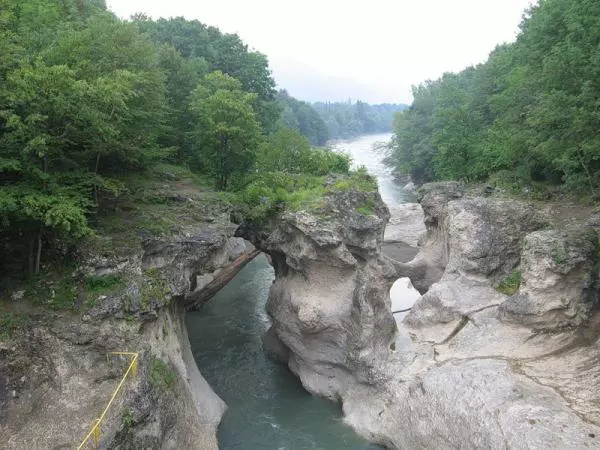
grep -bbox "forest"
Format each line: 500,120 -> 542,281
0,0 -> 351,278
387,0 -> 600,197
313,101 -> 407,140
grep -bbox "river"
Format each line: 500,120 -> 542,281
186,133 -> 406,449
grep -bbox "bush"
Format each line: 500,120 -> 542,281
236,172 -> 325,220
256,127 -> 351,176
85,274 -> 123,293
150,356 -> 175,390
496,270 -> 521,296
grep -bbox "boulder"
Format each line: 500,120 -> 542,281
384,202 -> 425,247
240,182 -> 398,399
500,226 -> 600,329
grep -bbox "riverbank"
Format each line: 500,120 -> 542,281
3,134 -> 600,449
240,177 -> 600,448
0,167 -> 247,448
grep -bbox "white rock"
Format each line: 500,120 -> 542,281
11,290 -> 25,301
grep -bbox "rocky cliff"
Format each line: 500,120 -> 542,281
4,176 -> 600,449
243,180 -> 600,449
239,185 -> 399,400
1,193 -> 253,448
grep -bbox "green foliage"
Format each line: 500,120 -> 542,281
237,165 -> 375,221
256,128 -> 351,176
149,356 -> 175,391
134,15 -> 280,132
496,270 -> 522,296
328,167 -> 378,194
188,71 -> 263,190
313,101 -> 407,139
26,274 -> 78,310
236,131 -> 356,220
0,0 -> 361,281
121,408 -> 134,431
140,268 -> 171,309
356,206 -> 373,216
0,312 -> 28,340
0,0 -> 166,276
237,172 -> 326,220
85,274 -> 123,293
276,91 -> 329,145
388,0 -> 600,196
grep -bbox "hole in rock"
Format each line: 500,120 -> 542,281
390,277 -> 421,322
186,253 -> 383,449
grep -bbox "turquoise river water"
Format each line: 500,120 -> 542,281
186,133 -> 402,449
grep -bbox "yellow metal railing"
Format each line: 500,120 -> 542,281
77,352 -> 139,449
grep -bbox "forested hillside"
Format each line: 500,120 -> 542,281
0,0 -> 353,279
313,101 -> 407,140
276,90 -> 329,146
387,0 -> 600,197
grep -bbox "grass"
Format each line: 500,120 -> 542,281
553,251 -> 566,265
356,206 -> 373,216
23,270 -> 79,311
149,356 -> 175,391
121,408 -> 134,431
140,269 -> 171,310
85,274 -> 123,293
327,167 -> 377,194
236,167 -> 379,221
0,312 -> 28,340
83,163 -> 232,262
355,196 -> 376,216
496,270 -> 522,295
17,268 -> 128,313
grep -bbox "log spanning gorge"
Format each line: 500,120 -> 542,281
186,134 -> 399,449
4,134 -> 600,449
186,133 -> 600,448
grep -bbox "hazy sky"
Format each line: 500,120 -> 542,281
106,0 -> 534,104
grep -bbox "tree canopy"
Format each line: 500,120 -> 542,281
313,101 -> 407,140
387,0 -> 600,195
276,91 -> 329,146
0,0 -> 353,278
188,72 -> 262,190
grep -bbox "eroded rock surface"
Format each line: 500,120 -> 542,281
386,183 -> 600,449
240,186 -> 398,399
384,203 -> 425,247
500,226 -> 600,329
1,218 -> 253,448
244,179 -> 600,449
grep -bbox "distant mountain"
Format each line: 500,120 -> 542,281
311,101 -> 408,140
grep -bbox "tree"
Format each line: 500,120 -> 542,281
134,16 -> 280,131
388,0 -> 600,194
276,90 -> 329,145
0,0 -> 166,275
256,127 -> 312,173
189,72 -> 263,190
312,101 -> 407,140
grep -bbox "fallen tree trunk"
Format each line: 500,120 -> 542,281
184,250 -> 261,310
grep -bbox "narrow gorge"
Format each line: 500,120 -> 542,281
3,135 -> 600,449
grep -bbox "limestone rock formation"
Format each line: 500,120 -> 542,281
245,179 -> 600,449
500,226 -> 600,329
377,183 -> 600,449
239,185 -> 399,399
1,219 -> 253,449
